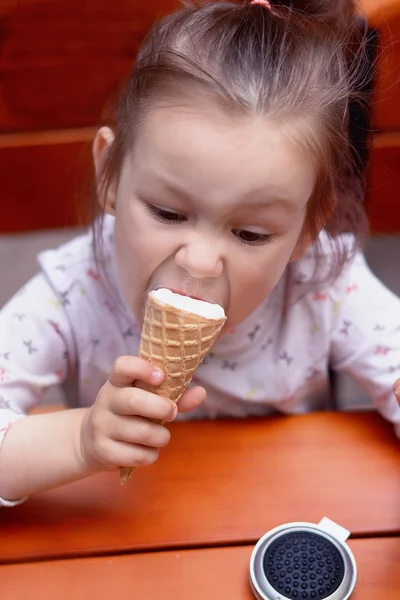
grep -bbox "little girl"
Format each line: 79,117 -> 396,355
1,0 -> 399,506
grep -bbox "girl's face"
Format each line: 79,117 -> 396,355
98,104 -> 317,332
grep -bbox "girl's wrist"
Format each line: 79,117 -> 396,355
74,407 -> 102,476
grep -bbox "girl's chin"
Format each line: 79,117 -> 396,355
218,318 -> 233,336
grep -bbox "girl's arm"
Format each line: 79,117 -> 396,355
0,273 -> 78,504
0,273 -> 207,502
0,356 -> 206,502
0,407 -> 97,502
330,253 -> 400,436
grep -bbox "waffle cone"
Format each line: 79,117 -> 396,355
120,293 -> 226,484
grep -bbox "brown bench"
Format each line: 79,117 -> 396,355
1,0 -> 400,233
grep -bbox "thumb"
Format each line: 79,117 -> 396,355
177,385 -> 207,413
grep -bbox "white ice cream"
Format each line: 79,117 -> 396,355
151,288 -> 225,320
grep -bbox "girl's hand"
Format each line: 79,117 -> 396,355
80,356 -> 206,471
394,379 -> 400,407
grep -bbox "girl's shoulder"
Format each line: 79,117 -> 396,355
290,231 -> 367,304
37,216 -> 115,303
36,215 -> 131,333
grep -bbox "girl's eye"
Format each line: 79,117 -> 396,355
233,229 -> 274,246
146,204 -> 187,223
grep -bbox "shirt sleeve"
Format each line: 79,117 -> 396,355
330,252 -> 400,437
0,272 -> 77,506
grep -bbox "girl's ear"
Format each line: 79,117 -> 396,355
92,126 -> 116,215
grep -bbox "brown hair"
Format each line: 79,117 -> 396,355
95,0 -> 372,286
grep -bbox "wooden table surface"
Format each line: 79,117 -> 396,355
1,412 -> 399,564
1,537 -> 399,600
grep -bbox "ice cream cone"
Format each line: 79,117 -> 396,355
120,289 -> 226,484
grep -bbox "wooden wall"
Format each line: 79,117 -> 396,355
1,0 -> 400,233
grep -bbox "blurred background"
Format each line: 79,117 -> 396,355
0,0 -> 400,408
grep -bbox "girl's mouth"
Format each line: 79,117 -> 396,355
146,280 -> 228,311
167,288 -> 213,304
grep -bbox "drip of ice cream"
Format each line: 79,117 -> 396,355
151,288 -> 225,320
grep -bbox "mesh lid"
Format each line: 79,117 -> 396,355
250,521 -> 357,600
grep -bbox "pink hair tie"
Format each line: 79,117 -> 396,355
251,0 -> 272,8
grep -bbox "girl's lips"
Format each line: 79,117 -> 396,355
147,281 -> 228,310
167,288 -> 213,304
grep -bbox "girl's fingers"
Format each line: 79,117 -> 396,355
108,356 -> 164,388
177,386 -> 207,413
111,415 -> 171,448
110,387 -> 177,422
104,439 -> 160,469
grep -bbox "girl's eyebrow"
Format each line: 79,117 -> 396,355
137,178 -> 193,203
144,178 -> 298,211
235,196 -> 298,212
138,170 -> 306,218
162,182 -> 193,202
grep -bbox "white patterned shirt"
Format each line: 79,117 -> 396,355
1,216 -> 399,506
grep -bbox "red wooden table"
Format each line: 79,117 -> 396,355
1,412 -> 399,564
1,411 -> 399,599
1,538 -> 399,599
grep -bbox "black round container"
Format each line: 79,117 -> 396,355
249,518 -> 357,600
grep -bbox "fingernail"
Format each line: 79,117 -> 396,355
394,381 -> 400,397
168,404 -> 178,422
151,369 -> 164,385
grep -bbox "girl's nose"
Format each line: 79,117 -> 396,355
175,236 -> 223,279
